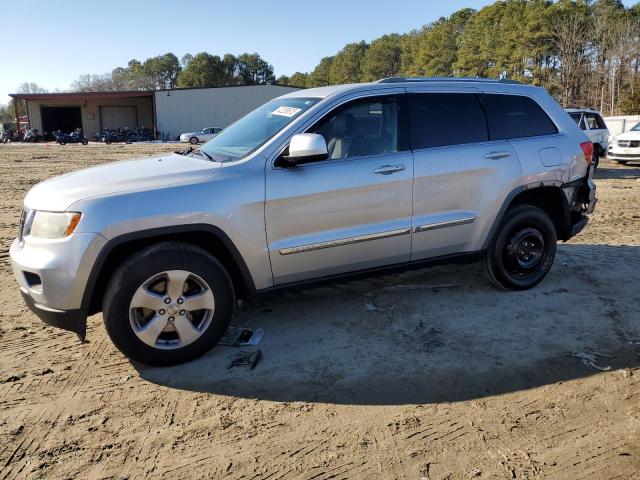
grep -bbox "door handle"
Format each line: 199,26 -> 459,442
374,164 -> 405,175
484,151 -> 512,160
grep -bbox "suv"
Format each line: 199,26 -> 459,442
565,108 -> 609,168
10,78 -> 597,365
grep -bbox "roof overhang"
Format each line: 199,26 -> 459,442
9,91 -> 154,101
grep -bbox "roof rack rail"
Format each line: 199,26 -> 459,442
376,77 -> 522,85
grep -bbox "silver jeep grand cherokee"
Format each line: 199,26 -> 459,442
10,78 -> 597,365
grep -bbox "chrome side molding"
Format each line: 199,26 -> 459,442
413,216 -> 475,233
279,228 -> 411,255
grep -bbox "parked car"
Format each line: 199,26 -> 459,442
11,78 -> 597,366
565,108 -> 609,168
607,121 -> 640,165
179,127 -> 222,145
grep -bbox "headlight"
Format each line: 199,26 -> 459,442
28,211 -> 82,239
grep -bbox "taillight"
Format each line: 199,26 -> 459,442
581,142 -> 594,166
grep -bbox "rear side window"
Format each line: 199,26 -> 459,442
586,113 -> 606,130
409,93 -> 488,149
570,113 -> 587,130
481,94 -> 557,140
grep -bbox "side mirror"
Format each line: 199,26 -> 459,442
277,133 -> 328,167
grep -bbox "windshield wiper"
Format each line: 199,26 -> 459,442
190,149 -> 213,161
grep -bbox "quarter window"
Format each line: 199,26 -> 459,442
310,96 -> 400,160
408,93 -> 488,149
481,94 -> 558,140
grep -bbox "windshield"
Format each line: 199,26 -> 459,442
631,122 -> 640,132
200,97 -> 320,162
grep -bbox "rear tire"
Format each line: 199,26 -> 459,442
103,242 -> 234,365
484,205 -> 557,291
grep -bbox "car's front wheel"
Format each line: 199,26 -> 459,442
189,137 -> 199,145
484,205 -> 557,291
103,242 -> 234,365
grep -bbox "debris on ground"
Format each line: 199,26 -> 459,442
227,350 -> 262,370
219,326 -> 264,346
572,351 -> 615,371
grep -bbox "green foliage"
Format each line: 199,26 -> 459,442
329,41 -> 369,84
307,56 -> 334,87
236,53 -> 275,85
176,52 -> 226,88
363,34 -> 403,81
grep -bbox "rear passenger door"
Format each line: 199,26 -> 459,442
408,91 -> 522,260
480,93 -> 561,185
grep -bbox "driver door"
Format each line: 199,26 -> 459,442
265,94 -> 413,285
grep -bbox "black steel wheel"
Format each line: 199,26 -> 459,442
484,205 -> 557,290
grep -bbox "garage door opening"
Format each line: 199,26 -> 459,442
41,106 -> 82,134
99,106 -> 138,130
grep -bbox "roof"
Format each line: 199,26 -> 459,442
565,108 -> 602,114
10,84 -> 303,101
281,77 -> 535,100
10,91 -> 154,101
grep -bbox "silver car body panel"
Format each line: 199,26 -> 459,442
11,79 -> 593,319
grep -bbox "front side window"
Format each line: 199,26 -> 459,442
482,94 -> 558,140
409,93 -> 488,149
631,122 -> 640,132
200,97 -> 320,162
309,96 -> 400,160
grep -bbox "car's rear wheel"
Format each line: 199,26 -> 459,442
189,137 -> 199,145
103,242 -> 234,365
484,205 -> 557,291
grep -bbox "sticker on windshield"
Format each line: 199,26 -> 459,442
271,106 -> 302,117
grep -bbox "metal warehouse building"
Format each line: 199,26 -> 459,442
10,85 -> 301,140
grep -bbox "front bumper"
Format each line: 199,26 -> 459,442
20,288 -> 87,340
608,146 -> 640,161
10,232 -> 106,339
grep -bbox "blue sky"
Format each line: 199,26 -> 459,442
2,0 -> 637,103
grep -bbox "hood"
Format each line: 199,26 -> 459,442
616,130 -> 640,141
24,153 -> 220,211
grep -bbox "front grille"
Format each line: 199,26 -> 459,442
610,153 -> 640,159
617,140 -> 640,148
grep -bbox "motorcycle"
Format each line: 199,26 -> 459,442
23,128 -> 43,143
54,129 -> 88,145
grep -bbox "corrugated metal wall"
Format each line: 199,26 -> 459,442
604,115 -> 640,139
154,85 -> 301,139
26,96 -> 153,136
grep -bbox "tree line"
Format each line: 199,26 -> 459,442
278,0 -> 640,115
70,52 -> 275,92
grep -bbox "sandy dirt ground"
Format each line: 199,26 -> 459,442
0,143 -> 639,480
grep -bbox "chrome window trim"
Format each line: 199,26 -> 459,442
278,227 -> 411,256
413,216 -> 476,233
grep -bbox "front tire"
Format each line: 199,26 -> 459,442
484,205 -> 557,291
189,137 -> 199,145
103,242 -> 234,365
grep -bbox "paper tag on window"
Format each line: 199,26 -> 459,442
271,106 -> 302,117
